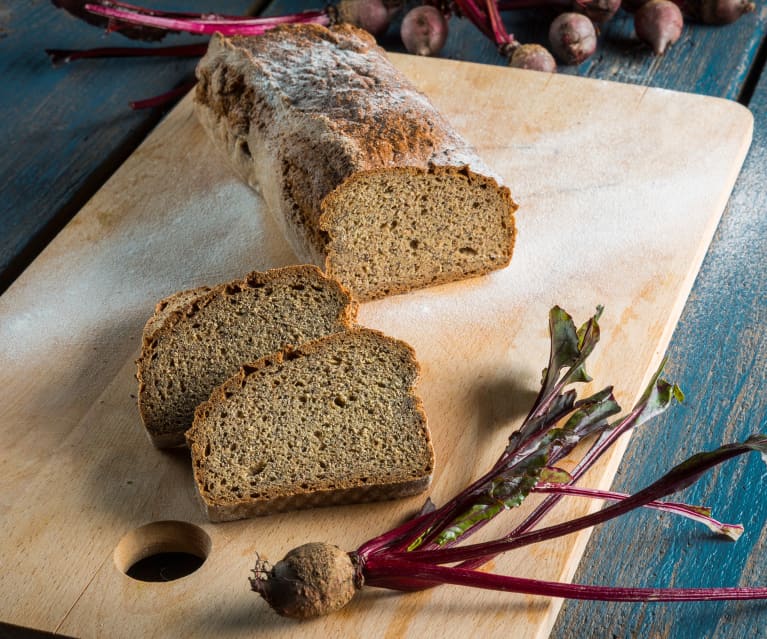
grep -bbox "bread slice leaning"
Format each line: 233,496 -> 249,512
186,328 -> 434,522
136,265 -> 357,448
194,23 -> 517,301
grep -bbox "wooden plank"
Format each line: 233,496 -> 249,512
551,55 -> 767,639
0,53 -> 752,637
0,1 -> 261,294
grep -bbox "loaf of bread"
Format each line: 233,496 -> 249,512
194,23 -> 517,301
136,265 -> 357,448
186,328 -> 434,522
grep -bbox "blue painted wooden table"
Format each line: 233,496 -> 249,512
1,1 -> 765,637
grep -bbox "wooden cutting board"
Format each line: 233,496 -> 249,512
0,54 -> 752,639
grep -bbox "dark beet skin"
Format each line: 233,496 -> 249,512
549,12 -> 598,64
635,0 -> 684,54
508,44 -> 558,72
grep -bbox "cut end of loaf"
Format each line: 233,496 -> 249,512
322,166 -> 517,300
186,328 -> 434,522
194,26 -> 518,302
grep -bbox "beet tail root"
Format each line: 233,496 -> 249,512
634,0 -> 684,54
400,5 -> 449,56
250,543 -> 360,619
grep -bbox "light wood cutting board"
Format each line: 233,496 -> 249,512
0,54 -> 752,639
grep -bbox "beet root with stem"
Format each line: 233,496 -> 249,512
549,12 -> 598,64
635,0 -> 684,54
246,308 -> 767,621
250,543 -> 360,619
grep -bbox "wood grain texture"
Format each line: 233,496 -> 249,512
0,52 -> 752,638
0,1 -> 261,294
550,57 -> 767,639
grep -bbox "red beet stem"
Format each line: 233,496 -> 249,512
498,0 -> 571,7
531,483 -> 744,539
46,43 -> 207,64
485,0 -> 515,46
453,0 -> 495,40
84,4 -> 330,35
130,80 -> 196,109
509,399 -> 646,536
84,0 -> 243,20
389,439 -> 758,565
363,557 -> 767,601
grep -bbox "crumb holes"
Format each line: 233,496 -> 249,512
290,284 -> 305,291
409,239 -> 420,250
333,396 -> 347,408
240,139 -> 251,158
250,461 -> 267,475
114,521 -> 211,583
459,246 -> 478,256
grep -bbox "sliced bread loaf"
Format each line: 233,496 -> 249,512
186,328 -> 434,522
136,265 -> 357,448
194,23 -> 517,301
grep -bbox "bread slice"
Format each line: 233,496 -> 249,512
194,23 -> 517,301
186,328 -> 434,522
136,265 -> 357,448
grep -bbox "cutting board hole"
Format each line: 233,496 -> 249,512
114,521 -> 211,583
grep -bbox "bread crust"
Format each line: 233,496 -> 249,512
194,23 -> 517,300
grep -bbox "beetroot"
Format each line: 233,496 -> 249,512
250,543 -> 358,619
635,0 -> 684,54
508,43 -> 558,72
575,0 -> 623,24
400,5 -> 449,56
682,0 -> 756,24
337,0 -> 401,36
548,12 -> 598,64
